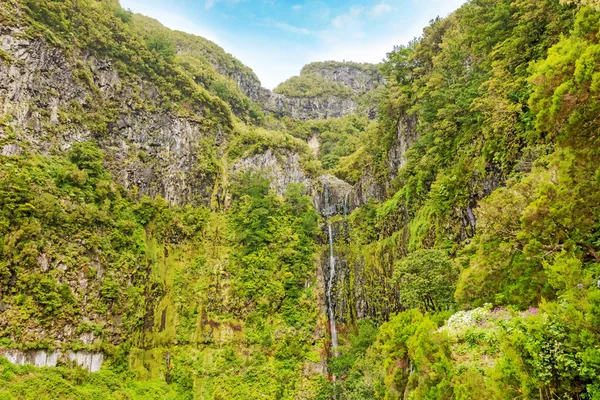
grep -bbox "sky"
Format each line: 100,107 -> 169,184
120,0 -> 467,89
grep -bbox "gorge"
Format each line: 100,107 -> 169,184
1,0 -> 600,399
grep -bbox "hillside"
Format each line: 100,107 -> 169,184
0,0 -> 325,398
1,0 -> 600,399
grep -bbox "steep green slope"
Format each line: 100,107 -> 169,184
0,0 -> 326,398
0,145 -> 326,398
281,114 -> 371,170
321,0 -> 600,398
130,14 -> 265,124
130,14 -> 259,86
6,0 -> 233,129
2,0 -> 600,399
0,357 -> 184,399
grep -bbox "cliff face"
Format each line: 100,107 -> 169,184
0,0 -> 406,335
4,0 -> 598,398
266,61 -> 383,120
128,14 -> 382,122
260,90 -> 359,120
301,61 -> 384,95
387,114 -> 418,181
0,27 -> 222,206
1,5 -> 340,392
0,4 -> 444,233
230,149 -> 311,196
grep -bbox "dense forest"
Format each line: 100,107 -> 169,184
1,0 -> 600,399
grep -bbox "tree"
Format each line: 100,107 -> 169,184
146,33 -> 176,60
393,249 -> 457,312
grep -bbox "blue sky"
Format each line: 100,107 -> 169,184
120,0 -> 466,89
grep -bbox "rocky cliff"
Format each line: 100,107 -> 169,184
0,24 -> 229,206
260,90 -> 359,120
3,0 -> 599,398
129,15 -> 381,122
268,61 -> 383,120
301,61 -> 384,95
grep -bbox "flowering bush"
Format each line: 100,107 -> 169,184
443,304 -> 494,338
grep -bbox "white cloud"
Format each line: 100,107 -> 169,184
331,6 -> 363,29
311,0 -> 467,67
368,3 -> 393,18
205,0 -> 241,10
223,38 -> 310,89
272,22 -> 311,35
292,4 -> 302,11
120,0 -> 468,89
309,32 -> 403,66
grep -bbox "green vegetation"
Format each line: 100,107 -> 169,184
280,114 -> 371,170
0,49 -> 12,64
330,300 -> 600,399
0,358 -> 185,399
394,249 -> 457,312
12,0 -> 234,132
562,0 -> 600,9
316,0 -> 600,398
300,61 -> 380,77
131,14 -> 265,124
2,0 -> 600,399
274,61 -> 382,107
273,61 -> 383,111
3,1 -> 325,398
274,74 -> 353,99
0,145 -> 325,398
0,144 -> 210,344
130,14 -> 258,86
227,123 -> 321,177
2,0 -> 268,132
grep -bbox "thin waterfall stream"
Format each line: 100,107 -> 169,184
324,184 -> 339,357
326,219 -> 339,356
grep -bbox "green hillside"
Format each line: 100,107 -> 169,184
1,0 -> 600,399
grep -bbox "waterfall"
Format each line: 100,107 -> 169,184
324,184 -> 339,356
327,219 -> 339,356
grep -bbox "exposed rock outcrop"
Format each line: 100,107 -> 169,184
301,62 -> 384,95
313,175 -> 353,217
230,149 -> 311,196
350,169 -> 386,207
0,27 -> 222,206
260,89 -> 358,120
258,61 -> 383,120
2,349 -> 104,372
387,114 -> 419,180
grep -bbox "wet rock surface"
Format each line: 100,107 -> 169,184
2,349 -> 104,372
